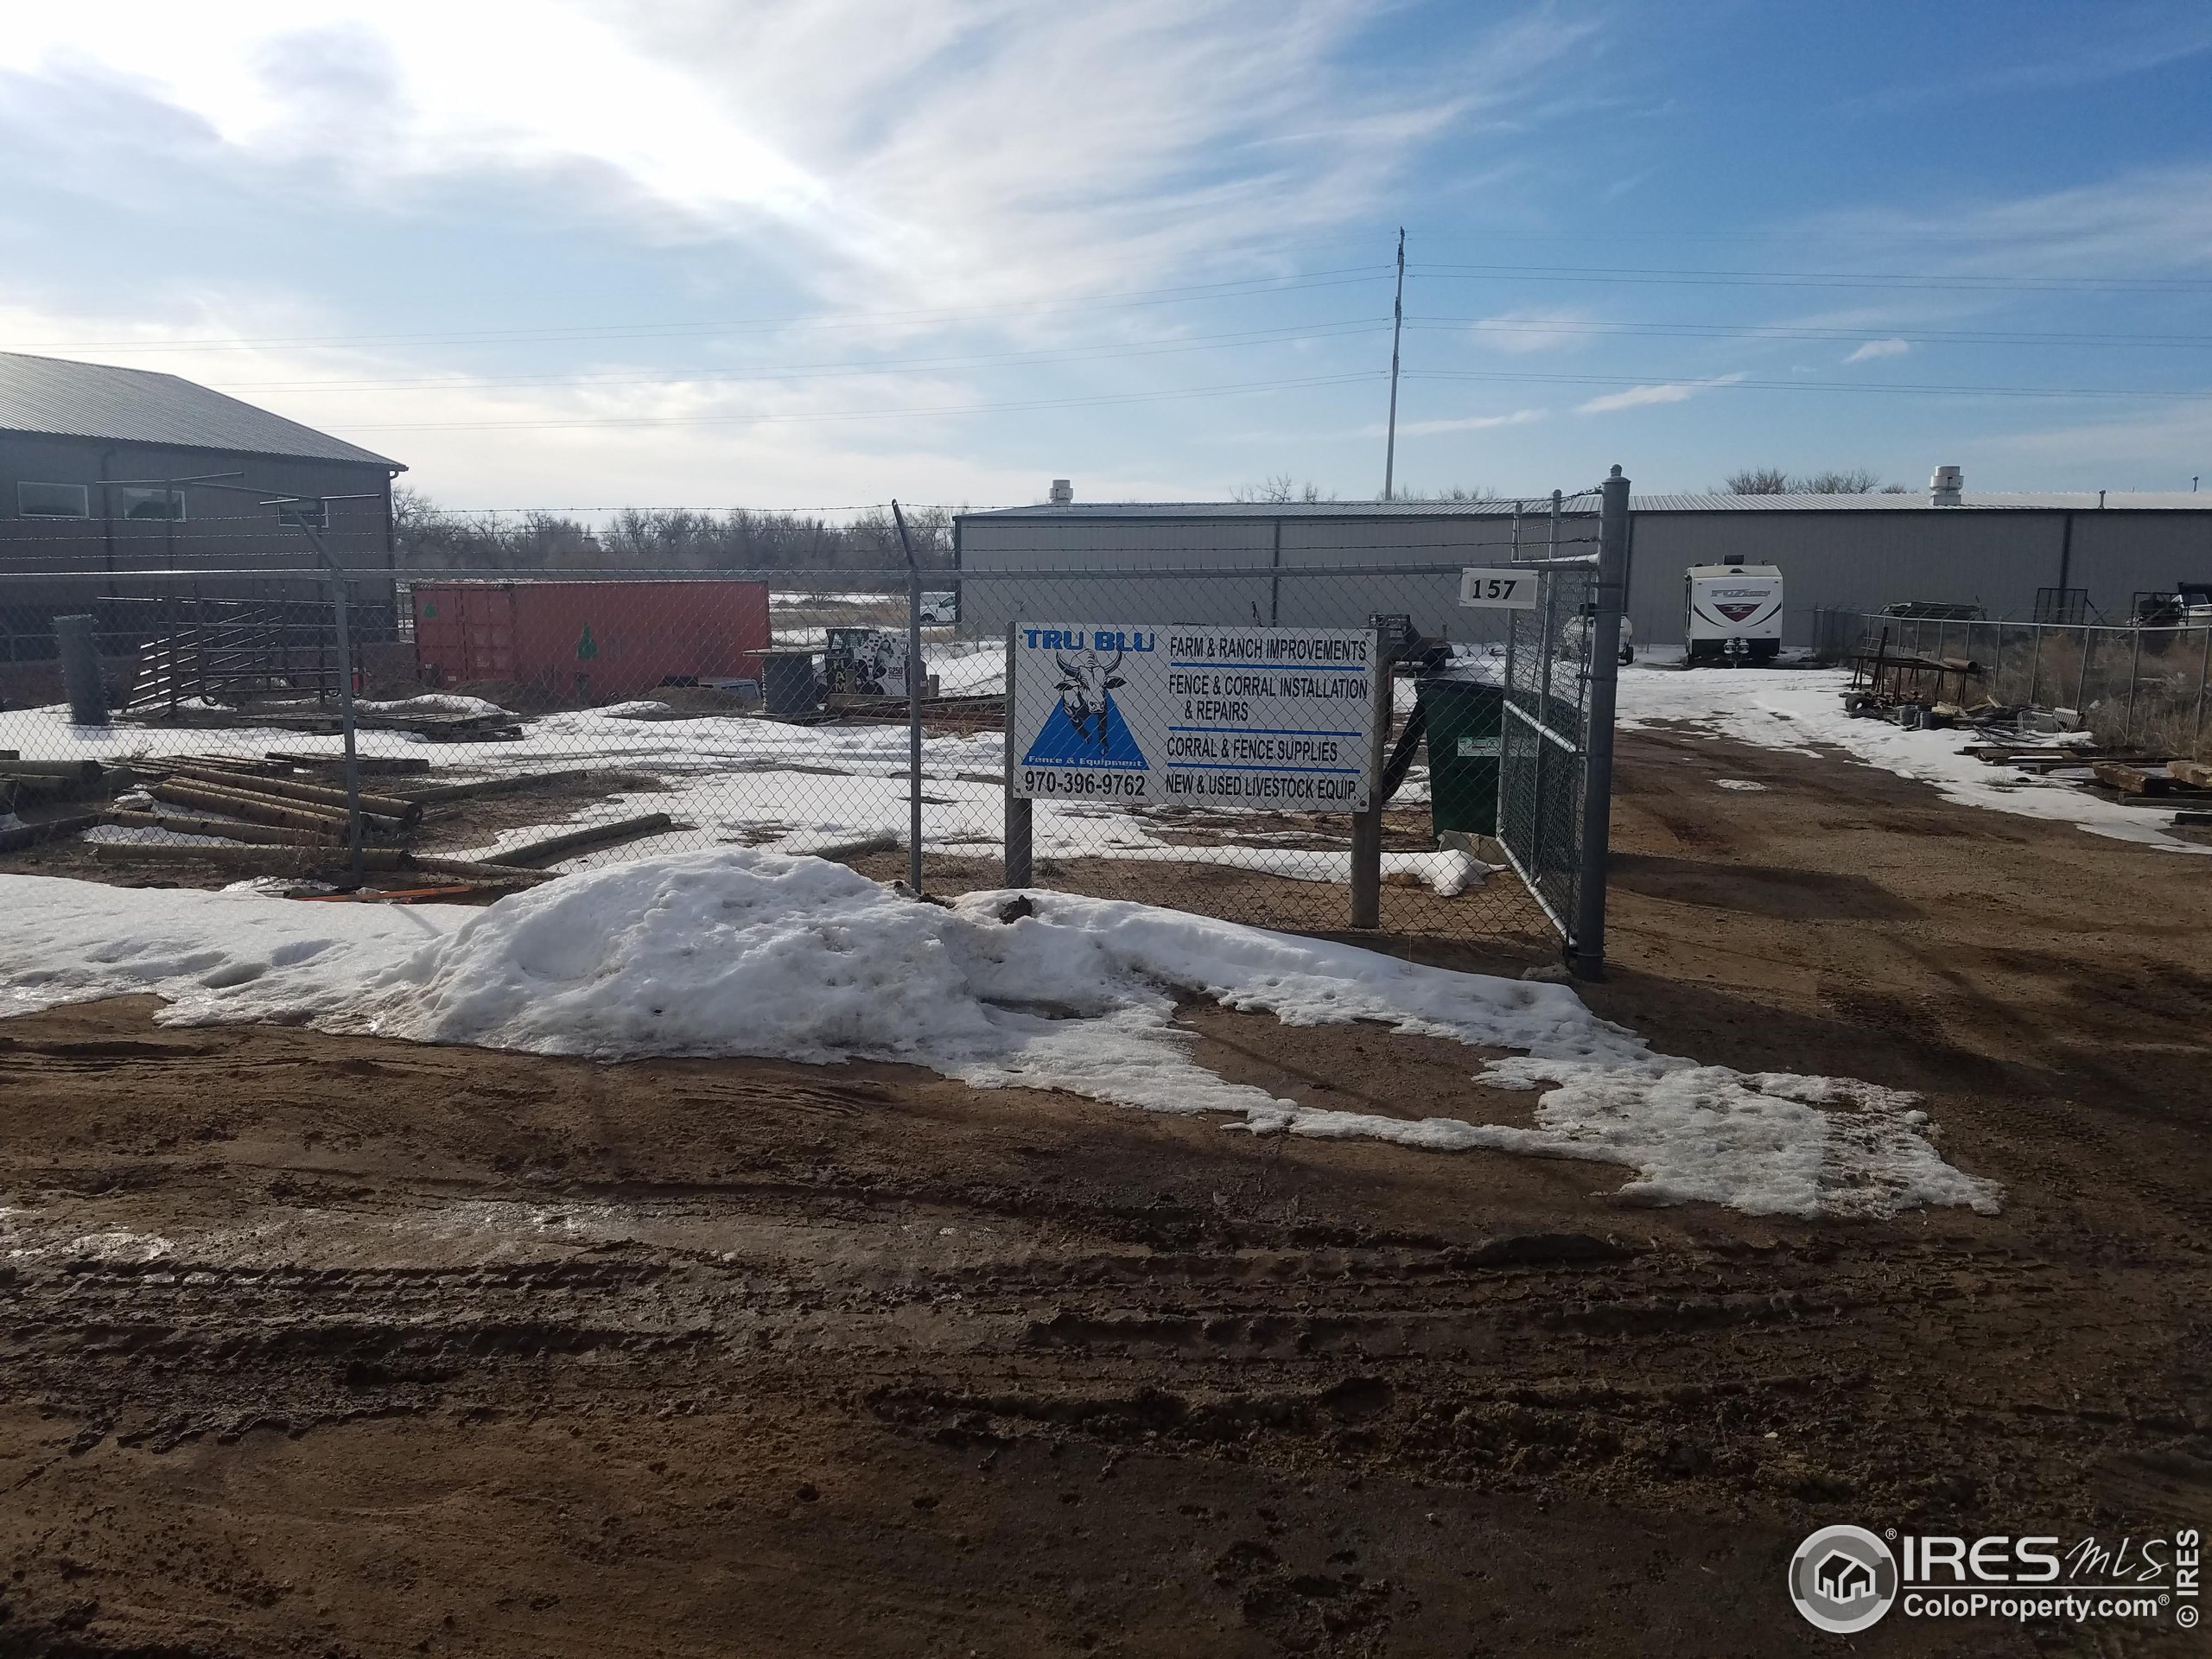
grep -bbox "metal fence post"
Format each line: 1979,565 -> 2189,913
2075,624 -> 2093,719
2124,622 -> 2144,747
1350,627 -> 1395,930
1002,621 -> 1032,888
2027,620 -> 2044,709
1570,467 -> 1629,980
891,501 -> 925,894
2185,628 -> 2202,756
2196,626 -> 2210,758
322,562 -> 366,887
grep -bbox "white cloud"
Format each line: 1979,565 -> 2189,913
1386,409 -> 1547,436
1845,337 -> 1910,363
1465,310 -> 1594,355
1576,373 -> 1745,415
0,3 -> 1604,501
0,2 -> 1592,315
1803,163 -> 2212,283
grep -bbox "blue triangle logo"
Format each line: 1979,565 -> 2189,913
1024,694 -> 1148,769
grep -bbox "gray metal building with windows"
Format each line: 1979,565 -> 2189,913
955,483 -> 2212,646
0,350 -> 404,679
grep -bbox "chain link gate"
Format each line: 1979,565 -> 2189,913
1497,557 -> 1595,945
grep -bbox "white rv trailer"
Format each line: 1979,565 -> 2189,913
1684,558 -> 1783,664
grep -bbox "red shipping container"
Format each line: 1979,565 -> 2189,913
410,579 -> 771,702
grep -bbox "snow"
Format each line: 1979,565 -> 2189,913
0,853 -> 1998,1220
0,627 -> 1481,888
354,693 -> 516,719
1616,664 -> 2208,853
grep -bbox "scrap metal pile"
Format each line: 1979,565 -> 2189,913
1840,626 -> 1993,729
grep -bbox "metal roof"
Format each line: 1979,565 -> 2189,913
0,351 -> 401,468
1629,491 -> 2212,512
963,499 -> 1583,521
962,491 -> 2212,521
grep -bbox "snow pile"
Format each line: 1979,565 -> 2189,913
0,855 -> 1997,1219
0,875 -> 460,1024
1617,664 -> 2206,852
355,693 -> 516,719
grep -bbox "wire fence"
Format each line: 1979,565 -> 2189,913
0,495 -> 1628,966
1813,607 -> 2212,758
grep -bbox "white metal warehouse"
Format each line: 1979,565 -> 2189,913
954,485 -> 2212,649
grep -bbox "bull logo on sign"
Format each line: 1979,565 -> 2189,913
1052,645 -> 1126,761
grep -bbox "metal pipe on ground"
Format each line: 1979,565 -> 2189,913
0,760 -> 105,782
104,810 -> 328,847
161,764 -> 421,823
90,842 -> 553,882
148,780 -> 348,836
267,752 -> 432,776
0,813 -> 102,854
491,812 -> 673,868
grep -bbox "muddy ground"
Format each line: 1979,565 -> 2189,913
2,727 -> 2209,1656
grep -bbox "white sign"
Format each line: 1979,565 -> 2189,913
1459,568 -> 1539,609
1010,625 -> 1382,810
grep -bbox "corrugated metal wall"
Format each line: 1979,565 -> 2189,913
2067,512 -> 2212,620
1624,510 -> 2066,645
0,435 -> 397,667
952,504 -> 2212,646
957,511 -> 1594,645
1627,508 -> 2212,642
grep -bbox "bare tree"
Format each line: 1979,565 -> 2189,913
1391,485 -> 1498,502
1232,474 -> 1335,504
395,489 -> 960,573
1795,468 -> 1884,494
1725,467 -> 1891,494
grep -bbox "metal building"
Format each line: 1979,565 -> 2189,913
954,499 -> 1598,644
0,351 -> 404,695
955,480 -> 2212,646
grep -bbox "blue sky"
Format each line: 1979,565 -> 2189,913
0,0 -> 2206,512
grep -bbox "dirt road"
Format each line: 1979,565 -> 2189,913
3,728 -> 2209,1656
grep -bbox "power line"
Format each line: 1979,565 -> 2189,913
1407,316 -> 2212,349
1408,368 -> 2211,399
1409,262 -> 2212,293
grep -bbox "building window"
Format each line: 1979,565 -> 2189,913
17,482 -> 89,518
276,499 -> 327,530
115,486 -> 187,522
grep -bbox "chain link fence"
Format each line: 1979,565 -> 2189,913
1814,607 -> 2212,758
1,491 -> 1629,967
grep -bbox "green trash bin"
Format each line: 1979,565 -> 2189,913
1416,672 -> 1503,838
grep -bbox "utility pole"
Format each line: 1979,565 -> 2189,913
1382,227 -> 1405,502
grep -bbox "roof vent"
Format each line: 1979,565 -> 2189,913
1929,464 -> 1963,505
1049,478 -> 1073,505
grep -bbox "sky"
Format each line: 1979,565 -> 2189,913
0,0 -> 2207,514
